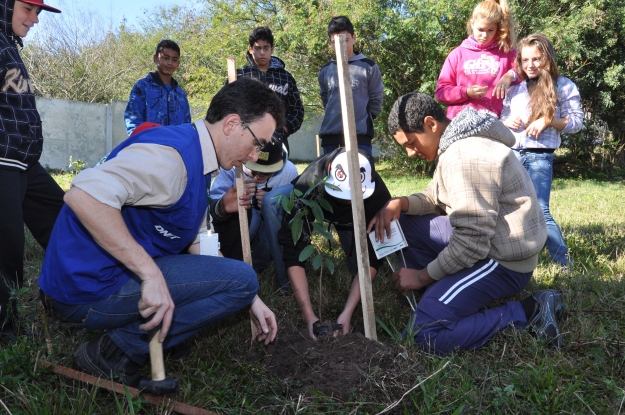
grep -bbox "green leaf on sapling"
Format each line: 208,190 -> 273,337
312,254 -> 323,270
309,200 -> 324,223
299,244 -> 315,262
318,197 -> 333,213
324,258 -> 335,274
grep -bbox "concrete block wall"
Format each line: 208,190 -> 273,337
287,114 -> 380,161
37,97 -> 377,170
38,98 -> 104,169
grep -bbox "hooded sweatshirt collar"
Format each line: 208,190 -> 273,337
330,52 -> 366,63
1,0 -> 22,47
149,71 -> 178,87
245,52 -> 286,70
438,107 -> 515,156
460,36 -> 499,52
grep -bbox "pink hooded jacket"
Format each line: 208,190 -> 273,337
435,36 -> 517,119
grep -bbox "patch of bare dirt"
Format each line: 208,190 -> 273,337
242,325 -> 402,399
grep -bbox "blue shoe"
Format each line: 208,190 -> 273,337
528,290 -> 563,348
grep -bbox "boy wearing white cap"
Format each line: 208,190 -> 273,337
266,148 -> 391,339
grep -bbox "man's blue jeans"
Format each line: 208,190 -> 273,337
249,208 -> 267,269
513,150 -> 569,266
50,255 -> 258,364
261,184 -> 295,289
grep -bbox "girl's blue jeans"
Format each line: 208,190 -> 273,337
513,150 -> 570,266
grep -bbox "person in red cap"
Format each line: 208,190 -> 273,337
0,0 -> 63,342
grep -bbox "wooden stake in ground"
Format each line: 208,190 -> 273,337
226,58 -> 257,339
316,134 -> 321,157
333,34 -> 377,341
226,58 -> 253,266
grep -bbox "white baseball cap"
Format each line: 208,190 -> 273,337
324,151 -> 375,200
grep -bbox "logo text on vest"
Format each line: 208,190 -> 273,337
155,225 -> 180,239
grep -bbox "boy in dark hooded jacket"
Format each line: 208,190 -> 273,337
234,26 -> 304,153
0,0 -> 64,340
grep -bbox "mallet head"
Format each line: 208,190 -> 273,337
138,376 -> 180,395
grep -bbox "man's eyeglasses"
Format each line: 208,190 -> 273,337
252,45 -> 272,53
241,120 -> 266,153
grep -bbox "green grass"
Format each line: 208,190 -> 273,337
2,163 -> 624,414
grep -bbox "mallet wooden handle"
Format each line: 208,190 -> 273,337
149,329 -> 166,381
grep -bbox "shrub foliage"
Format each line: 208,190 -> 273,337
22,0 -> 625,171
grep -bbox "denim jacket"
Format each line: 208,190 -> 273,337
124,72 -> 191,135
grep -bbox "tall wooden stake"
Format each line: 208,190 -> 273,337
226,58 -> 253,266
333,35 -> 377,340
316,134 -> 321,157
227,58 -> 256,339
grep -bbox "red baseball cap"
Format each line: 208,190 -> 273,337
130,122 -> 162,136
17,0 -> 62,13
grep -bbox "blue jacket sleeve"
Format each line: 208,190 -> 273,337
210,168 -> 236,200
180,88 -> 191,124
124,80 -> 147,135
208,168 -> 236,224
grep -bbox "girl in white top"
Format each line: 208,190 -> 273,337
501,33 -> 583,267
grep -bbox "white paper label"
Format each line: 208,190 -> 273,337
368,220 -> 408,260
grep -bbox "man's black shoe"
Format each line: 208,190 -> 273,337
74,333 -> 142,387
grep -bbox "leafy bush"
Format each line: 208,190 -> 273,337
23,0 -> 625,172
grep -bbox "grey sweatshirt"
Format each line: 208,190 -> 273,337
317,53 -> 384,147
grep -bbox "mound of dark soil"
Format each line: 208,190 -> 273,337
242,325 -> 402,399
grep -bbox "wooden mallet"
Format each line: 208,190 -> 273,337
137,328 -> 180,395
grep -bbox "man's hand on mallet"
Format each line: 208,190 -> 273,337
138,271 -> 175,341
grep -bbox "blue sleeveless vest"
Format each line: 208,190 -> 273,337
39,124 -> 209,304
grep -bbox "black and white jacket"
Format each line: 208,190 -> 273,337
0,0 -> 43,171
236,53 -> 304,141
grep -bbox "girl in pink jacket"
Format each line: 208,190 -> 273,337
436,0 -> 518,119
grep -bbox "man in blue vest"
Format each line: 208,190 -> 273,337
39,77 -> 283,387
